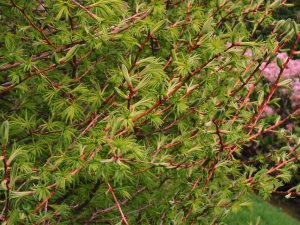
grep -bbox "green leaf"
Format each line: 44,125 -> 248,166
201,17 -> 213,34
278,79 -> 292,87
121,64 -> 132,87
114,87 -> 128,99
276,57 -> 284,70
292,21 -> 298,35
59,45 -> 80,63
151,20 -> 165,34
0,121 -> 9,145
10,191 -> 33,199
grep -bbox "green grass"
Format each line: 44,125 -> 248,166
223,195 -> 300,225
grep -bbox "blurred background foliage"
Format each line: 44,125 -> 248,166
273,0 -> 300,22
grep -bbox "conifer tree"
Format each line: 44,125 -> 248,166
0,0 -> 299,224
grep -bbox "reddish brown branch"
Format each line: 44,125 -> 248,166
107,182 -> 129,225
71,0 -> 99,20
11,1 -> 55,47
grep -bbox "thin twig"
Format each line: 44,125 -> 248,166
107,182 -> 129,225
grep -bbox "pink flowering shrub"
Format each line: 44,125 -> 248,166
291,79 -> 300,107
262,53 -> 300,81
261,53 -> 300,108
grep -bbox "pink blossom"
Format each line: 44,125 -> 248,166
244,49 -> 253,57
290,80 -> 300,107
261,53 -> 300,109
277,52 -> 288,60
261,53 -> 300,82
280,88 -> 289,95
283,59 -> 300,79
263,106 -> 275,116
261,61 -> 280,82
292,80 -> 300,92
286,123 -> 295,132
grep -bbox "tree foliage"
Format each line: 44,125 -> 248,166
0,0 -> 300,224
